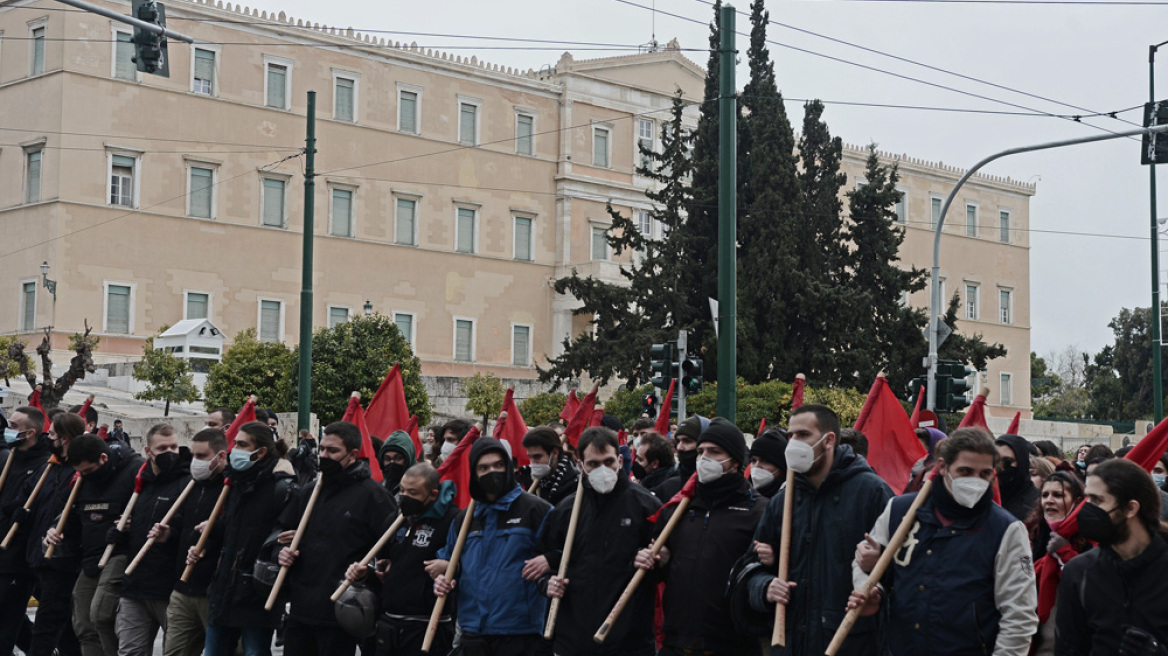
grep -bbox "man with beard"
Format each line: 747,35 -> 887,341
540,427 -> 661,656
378,431 -> 416,495
431,437 -> 552,656
633,432 -> 675,491
277,421 -> 397,656
651,416 -> 707,501
516,427 -> 579,506
204,408 -> 236,431
996,434 -> 1041,522
114,424 -> 192,655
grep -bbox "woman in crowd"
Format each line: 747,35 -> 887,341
1032,471 -> 1088,656
1030,457 -> 1055,492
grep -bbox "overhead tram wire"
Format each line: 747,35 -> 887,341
3,36 -> 695,51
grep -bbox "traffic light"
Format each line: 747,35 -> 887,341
907,376 -> 927,408
936,360 -> 976,412
131,0 -> 170,77
681,356 -> 704,395
642,393 -> 658,418
650,342 -> 676,389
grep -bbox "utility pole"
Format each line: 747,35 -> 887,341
677,329 -> 688,421
297,91 -> 317,432
716,4 -> 737,422
1151,42 -> 1167,423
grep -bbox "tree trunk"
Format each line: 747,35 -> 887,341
164,398 -> 171,417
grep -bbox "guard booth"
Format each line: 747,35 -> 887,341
153,319 -> 225,390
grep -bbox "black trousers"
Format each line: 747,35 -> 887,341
283,617 -> 358,656
0,569 -> 34,656
30,566 -> 83,656
374,616 -> 453,656
459,633 -> 541,656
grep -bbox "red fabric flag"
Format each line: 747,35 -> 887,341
28,389 -> 43,413
757,418 -> 766,436
437,425 -> 482,509
957,393 -> 990,432
617,429 -> 628,447
590,408 -> 605,428
559,390 -> 580,423
853,377 -> 928,495
648,473 -> 697,523
224,397 -> 257,447
132,461 -> 150,494
791,373 -> 806,410
405,415 -> 422,461
97,426 -> 109,439
655,379 -> 675,434
908,386 -> 924,428
564,387 -> 599,449
1125,415 -> 1168,472
1005,411 -> 1021,435
365,364 -> 411,441
78,395 -> 93,419
342,394 -> 382,483
493,389 -> 530,467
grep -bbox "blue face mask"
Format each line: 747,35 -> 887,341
1156,474 -> 1167,488
4,428 -> 25,445
229,447 -> 257,471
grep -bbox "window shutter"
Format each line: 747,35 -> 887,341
515,217 -> 532,260
332,189 -> 352,236
27,152 -> 41,203
267,65 -> 286,108
263,179 -> 285,226
395,314 -> 413,345
400,91 -> 417,132
460,104 -> 476,145
115,32 -> 136,80
194,49 -> 215,84
396,199 -> 416,245
517,115 -> 533,155
513,326 -> 529,366
107,285 -> 130,334
190,167 -> 213,218
455,321 -> 473,361
260,301 -> 280,342
457,208 -> 475,253
336,78 -> 354,121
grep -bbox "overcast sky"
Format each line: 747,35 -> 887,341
241,0 -> 1168,362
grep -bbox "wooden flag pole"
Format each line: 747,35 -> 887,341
330,513 -> 406,602
180,482 -> 230,583
544,476 -> 585,639
125,479 -> 196,575
527,478 -> 541,494
99,466 -> 146,569
265,477 -> 322,611
825,477 -> 934,656
421,499 -> 476,653
594,495 -> 693,644
45,478 -> 82,559
771,467 -> 796,647
0,453 -> 15,499
1,461 -> 55,549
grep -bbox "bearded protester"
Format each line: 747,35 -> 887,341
276,421 -> 397,656
379,430 -> 416,495
746,428 -> 786,498
735,405 -> 892,655
431,437 -> 553,656
847,427 -> 1037,656
634,418 -> 768,656
633,432 -> 675,491
1031,471 -> 1087,656
539,427 -> 662,656
652,415 -> 707,501
1056,458 -> 1168,655
997,434 -> 1041,522
515,426 -> 579,505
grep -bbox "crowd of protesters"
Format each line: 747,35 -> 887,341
2,399 -> 1168,656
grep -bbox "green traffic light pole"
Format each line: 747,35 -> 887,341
297,91 -> 317,432
1150,41 -> 1168,424
716,4 -> 737,421
926,122 -> 1168,411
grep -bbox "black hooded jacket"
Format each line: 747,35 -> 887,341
121,455 -> 193,601
0,435 -> 53,573
25,458 -> 82,571
995,435 -> 1041,522
172,471 -> 227,597
74,447 -> 146,578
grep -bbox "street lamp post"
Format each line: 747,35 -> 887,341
1150,40 -> 1168,423
363,300 -> 373,316
40,261 -> 57,301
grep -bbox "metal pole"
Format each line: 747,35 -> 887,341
927,122 -> 1168,411
53,0 -> 193,43
1152,43 -> 1165,424
297,92 -> 317,432
716,4 -> 737,422
677,329 -> 687,421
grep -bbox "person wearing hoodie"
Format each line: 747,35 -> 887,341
379,430 -> 416,496
277,421 -> 397,656
431,437 -> 553,656
747,428 -> 787,498
516,426 -> 579,506
651,415 -> 707,501
344,462 -> 459,656
113,424 -> 192,656
735,405 -> 892,655
996,434 -> 1042,523
634,418 -> 768,656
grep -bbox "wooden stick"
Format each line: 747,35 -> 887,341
527,478 -> 541,494
45,478 -> 82,559
772,467 -> 796,647
2,461 -> 55,549
99,489 -> 139,569
594,495 -> 693,644
544,476 -> 586,639
825,477 -> 934,656
180,482 -> 230,583
330,513 -> 406,602
125,479 -> 196,575
0,452 -> 15,499
422,499 -> 476,653
265,477 -> 322,610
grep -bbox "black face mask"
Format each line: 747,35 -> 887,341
631,462 -> 648,480
319,457 -> 344,480
49,441 -> 66,460
677,450 -> 697,470
478,471 -> 509,498
398,494 -> 427,517
1078,502 -> 1126,545
154,451 -> 180,473
382,463 -> 407,491
84,462 -> 114,485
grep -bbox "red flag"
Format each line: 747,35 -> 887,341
342,394 -> 382,483
132,461 -> 149,494
224,397 -> 257,447
757,418 -> 766,436
29,389 -> 43,413
437,425 -> 482,509
97,425 -> 109,439
853,377 -> 928,494
366,364 -> 411,441
564,387 -> 599,449
1005,411 -> 1021,435
791,373 -> 806,410
617,429 -> 628,448
957,392 -> 990,432
649,473 -> 697,523
908,386 -> 924,428
590,408 -> 605,428
78,395 -> 93,419
1126,415 -> 1168,472
405,415 -> 422,461
655,379 -> 675,434
559,390 -> 580,423
493,389 -> 530,467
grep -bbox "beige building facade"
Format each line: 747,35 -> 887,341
0,0 -> 1032,417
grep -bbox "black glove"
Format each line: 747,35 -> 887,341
11,507 -> 30,525
105,526 -> 129,548
1120,627 -> 1168,656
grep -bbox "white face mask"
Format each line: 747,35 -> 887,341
440,441 -> 456,458
587,465 -> 618,494
697,455 -> 729,483
946,472 -> 991,508
190,457 -> 216,482
785,436 -> 827,474
750,466 -> 776,489
530,463 -> 552,479
422,443 -> 433,456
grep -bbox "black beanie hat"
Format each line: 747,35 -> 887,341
698,418 -> 748,467
676,416 -> 708,442
750,429 -> 788,470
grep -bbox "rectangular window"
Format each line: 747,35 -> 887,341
456,207 -> 476,254
636,210 -> 652,239
516,113 -> 534,156
186,292 -> 208,320
454,319 -> 474,362
1000,210 -> 1010,243
593,127 -> 610,168
259,300 -> 281,342
514,216 -> 533,261
395,198 -> 417,246
459,102 -> 478,146
110,154 -> 134,207
394,312 -> 415,349
965,203 -> 977,237
930,197 -> 942,229
114,31 -> 136,81
193,48 -> 215,95
1000,289 -> 1012,324
262,178 -> 286,227
591,226 -> 608,261
399,89 -> 419,134
638,119 -> 654,169
266,63 -> 287,109
1000,373 -> 1013,406
965,284 -> 979,320
21,282 -> 35,332
894,193 -> 907,225
31,26 -> 44,76
328,306 -> 350,328
189,166 -> 213,218
106,284 -> 131,334
512,325 -> 531,366
334,76 -> 355,122
331,188 -> 353,237
26,151 -> 41,203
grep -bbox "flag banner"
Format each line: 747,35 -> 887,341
224,396 -> 257,446
655,379 -> 675,434
853,377 -> 927,494
437,425 -> 483,509
366,364 -> 411,442
341,393 -> 382,483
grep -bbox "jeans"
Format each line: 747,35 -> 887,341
203,624 -> 274,656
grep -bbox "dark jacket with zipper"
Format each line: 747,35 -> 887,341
277,459 -> 397,626
516,454 -> 579,506
655,474 -> 768,655
74,447 -> 146,578
0,436 -> 53,573
537,474 -> 661,656
26,460 -> 83,571
172,472 -> 226,597
206,456 -> 296,629
121,462 -> 192,601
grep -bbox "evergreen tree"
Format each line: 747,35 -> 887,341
798,100 -> 848,280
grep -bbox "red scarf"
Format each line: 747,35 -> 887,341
1035,499 -> 1090,623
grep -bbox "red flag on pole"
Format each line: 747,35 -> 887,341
224,396 -> 257,447
559,390 -> 580,423
564,386 -> 599,449
908,386 -> 924,428
341,393 -> 382,483
366,364 -> 411,442
437,425 -> 482,509
405,415 -> 422,461
1005,411 -> 1021,435
791,373 -> 806,410
590,408 -> 605,428
28,389 -> 44,413
957,391 -> 990,432
493,389 -> 530,467
1125,416 -> 1168,472
757,418 -> 766,436
655,379 -> 675,434
649,473 -> 697,523
77,394 -> 94,419
853,377 -> 928,494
